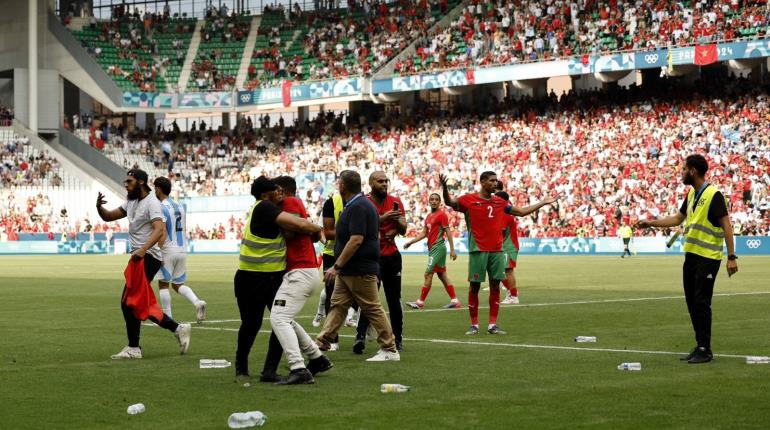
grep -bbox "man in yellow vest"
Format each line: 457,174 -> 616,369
234,176 -> 323,385
618,224 -> 633,258
637,154 -> 738,364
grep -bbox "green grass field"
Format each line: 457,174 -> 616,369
1,254 -> 770,429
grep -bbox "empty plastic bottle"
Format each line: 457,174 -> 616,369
746,356 -> 770,364
127,403 -> 145,415
617,362 -> 642,371
200,359 -> 232,368
227,411 -> 267,428
380,384 -> 411,393
574,336 -> 597,343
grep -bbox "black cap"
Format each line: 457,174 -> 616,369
250,175 -> 278,198
127,168 -> 151,190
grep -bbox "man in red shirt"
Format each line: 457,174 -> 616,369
269,176 -> 332,385
355,171 -> 407,353
441,172 -> 557,335
404,193 -> 460,310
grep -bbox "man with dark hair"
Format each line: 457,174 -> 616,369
405,192 -> 460,310
234,176 -> 323,385
96,169 -> 191,359
317,170 -> 399,362
637,154 -> 738,364
268,176 -> 333,385
152,176 -> 207,323
353,171 -> 407,353
440,171 -> 558,335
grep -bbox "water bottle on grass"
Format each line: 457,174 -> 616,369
228,411 -> 267,428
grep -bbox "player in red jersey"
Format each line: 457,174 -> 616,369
404,193 -> 460,310
440,172 -> 558,335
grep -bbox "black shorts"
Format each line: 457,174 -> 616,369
623,238 -> 630,245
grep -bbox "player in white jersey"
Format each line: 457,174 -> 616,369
153,177 -> 207,323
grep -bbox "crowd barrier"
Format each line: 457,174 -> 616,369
1,237 -> 768,255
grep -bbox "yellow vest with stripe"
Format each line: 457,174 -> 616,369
322,194 -> 344,257
683,185 -> 725,260
239,200 -> 287,272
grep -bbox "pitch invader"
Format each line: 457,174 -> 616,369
153,177 -> 207,323
440,172 -> 558,335
405,193 -> 461,310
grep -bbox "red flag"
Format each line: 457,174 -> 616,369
466,69 -> 475,85
694,44 -> 718,66
282,80 -> 292,107
580,55 -> 590,66
122,258 -> 164,321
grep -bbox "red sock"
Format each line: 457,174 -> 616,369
419,286 -> 430,302
489,290 -> 500,325
502,279 -> 518,297
445,284 -> 457,300
468,290 -> 479,326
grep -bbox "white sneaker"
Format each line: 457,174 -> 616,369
329,342 -> 339,352
111,346 -> 142,360
366,349 -> 400,362
312,313 -> 324,328
195,300 -> 208,323
501,295 -> 519,305
175,323 -> 191,354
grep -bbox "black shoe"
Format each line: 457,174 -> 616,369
396,340 -> 403,352
353,338 -> 365,355
307,355 -> 333,375
680,347 -> 698,361
274,368 -> 314,385
259,371 -> 284,383
687,347 -> 713,364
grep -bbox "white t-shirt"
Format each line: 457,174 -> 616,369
121,193 -> 164,260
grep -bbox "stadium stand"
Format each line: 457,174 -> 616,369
187,12 -> 253,91
68,76 -> 770,238
69,11 -> 196,91
396,0 -> 770,75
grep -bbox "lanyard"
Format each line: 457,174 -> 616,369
691,183 -> 709,211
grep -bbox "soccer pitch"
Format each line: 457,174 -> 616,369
1,254 -> 769,429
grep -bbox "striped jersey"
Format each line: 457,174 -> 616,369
161,197 -> 187,254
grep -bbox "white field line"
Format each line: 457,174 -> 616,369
171,290 -> 770,325
187,327 -> 755,360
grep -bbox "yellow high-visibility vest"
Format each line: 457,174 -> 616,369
322,194 -> 344,257
238,200 -> 287,272
683,185 -> 725,260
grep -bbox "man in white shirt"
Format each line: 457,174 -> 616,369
96,169 -> 191,359
153,177 -> 207,323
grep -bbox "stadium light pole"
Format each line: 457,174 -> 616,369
29,0 -> 38,133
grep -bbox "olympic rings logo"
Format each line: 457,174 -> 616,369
644,54 -> 659,64
746,239 -> 762,249
240,94 -> 252,103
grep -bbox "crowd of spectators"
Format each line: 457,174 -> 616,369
0,107 -> 13,127
397,0 -> 770,75
245,0 -> 450,88
189,10 -> 252,91
68,75 -> 770,238
0,135 -> 64,189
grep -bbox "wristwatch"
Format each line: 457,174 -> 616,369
727,254 -> 738,261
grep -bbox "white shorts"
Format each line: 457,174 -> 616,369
159,252 -> 187,283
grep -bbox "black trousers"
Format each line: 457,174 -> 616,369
356,252 -> 403,343
121,254 -> 179,348
682,253 -> 721,350
234,269 -> 285,376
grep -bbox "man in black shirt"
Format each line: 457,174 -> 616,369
316,170 -> 400,362
637,154 -> 738,364
234,176 -> 322,384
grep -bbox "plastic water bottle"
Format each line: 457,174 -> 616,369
746,356 -> 770,364
200,359 -> 232,368
380,384 -> 411,393
227,411 -> 267,428
127,403 -> 145,415
617,362 -> 642,371
574,336 -> 597,343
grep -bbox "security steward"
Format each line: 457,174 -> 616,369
637,154 -> 738,364
234,176 -> 322,384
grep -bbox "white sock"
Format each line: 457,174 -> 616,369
316,289 -> 327,316
159,288 -> 172,317
177,285 -> 200,305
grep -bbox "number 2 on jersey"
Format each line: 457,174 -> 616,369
487,206 -> 494,218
